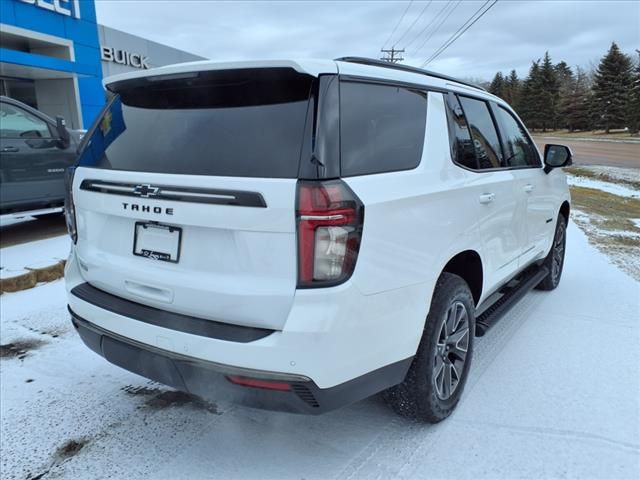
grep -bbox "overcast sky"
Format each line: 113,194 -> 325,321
95,0 -> 640,81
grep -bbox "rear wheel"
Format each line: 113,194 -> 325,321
536,213 -> 567,291
384,273 -> 475,423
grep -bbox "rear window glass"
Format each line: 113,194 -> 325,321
340,81 -> 427,177
77,68 -> 313,178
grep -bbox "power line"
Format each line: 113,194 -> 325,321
422,0 -> 499,67
380,47 -> 405,63
420,0 -> 490,61
412,1 -> 461,56
403,0 -> 439,50
392,1 -> 433,48
381,1 -> 413,49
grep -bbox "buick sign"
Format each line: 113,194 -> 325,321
101,46 -> 150,69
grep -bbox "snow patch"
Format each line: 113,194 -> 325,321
0,235 -> 70,272
567,174 -> 639,198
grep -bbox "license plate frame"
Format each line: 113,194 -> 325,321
133,222 -> 182,263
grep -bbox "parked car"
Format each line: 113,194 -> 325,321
65,58 -> 571,422
0,96 -> 83,217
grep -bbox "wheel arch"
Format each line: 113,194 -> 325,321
441,250 -> 483,306
559,200 -> 570,224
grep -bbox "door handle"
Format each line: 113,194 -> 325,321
479,193 -> 495,204
1,146 -> 19,153
524,184 -> 534,193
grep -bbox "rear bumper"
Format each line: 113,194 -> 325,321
70,307 -> 411,414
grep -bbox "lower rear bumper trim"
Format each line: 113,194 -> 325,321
69,307 -> 412,414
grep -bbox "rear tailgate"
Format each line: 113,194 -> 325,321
73,169 -> 297,330
72,66 -> 323,330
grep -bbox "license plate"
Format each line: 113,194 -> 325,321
133,222 -> 182,263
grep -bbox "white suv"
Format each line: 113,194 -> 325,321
65,58 -> 571,422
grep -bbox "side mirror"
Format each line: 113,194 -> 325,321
55,115 -> 71,148
543,144 -> 572,174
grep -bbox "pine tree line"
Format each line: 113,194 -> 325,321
488,42 -> 640,134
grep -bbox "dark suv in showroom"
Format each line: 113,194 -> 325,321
0,96 -> 83,217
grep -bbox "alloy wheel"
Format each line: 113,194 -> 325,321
551,222 -> 566,283
433,301 -> 470,401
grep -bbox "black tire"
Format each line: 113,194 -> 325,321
383,273 -> 475,423
536,213 -> 567,291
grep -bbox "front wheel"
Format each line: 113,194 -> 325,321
383,273 -> 475,423
536,213 -> 567,291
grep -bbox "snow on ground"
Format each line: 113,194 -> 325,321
0,217 -> 37,228
0,235 -> 70,272
572,166 -> 640,185
1,222 -> 638,480
566,175 -> 639,198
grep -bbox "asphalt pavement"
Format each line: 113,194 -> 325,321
533,137 -> 639,169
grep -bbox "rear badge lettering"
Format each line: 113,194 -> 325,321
122,203 -> 173,215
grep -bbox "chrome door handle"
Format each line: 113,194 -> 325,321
479,193 -> 495,204
524,184 -> 534,193
1,146 -> 19,153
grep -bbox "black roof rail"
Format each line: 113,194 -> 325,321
334,57 -> 487,92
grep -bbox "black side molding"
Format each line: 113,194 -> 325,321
70,283 -> 274,343
80,180 -> 266,208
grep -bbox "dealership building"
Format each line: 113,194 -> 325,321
0,0 -> 205,129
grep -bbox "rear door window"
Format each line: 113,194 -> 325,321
458,96 -> 503,170
77,68 -> 313,178
340,81 -> 427,176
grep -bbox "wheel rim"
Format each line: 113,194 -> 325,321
551,222 -> 566,283
433,301 -> 470,401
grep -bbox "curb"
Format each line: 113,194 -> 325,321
533,135 -> 640,145
0,260 -> 66,293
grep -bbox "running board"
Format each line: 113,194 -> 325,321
475,266 -> 549,337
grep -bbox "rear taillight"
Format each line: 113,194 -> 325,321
64,167 -> 77,244
296,180 -> 364,288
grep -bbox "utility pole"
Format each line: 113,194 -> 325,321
380,47 -> 405,63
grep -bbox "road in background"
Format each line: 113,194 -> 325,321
534,137 -> 639,169
0,215 -> 67,249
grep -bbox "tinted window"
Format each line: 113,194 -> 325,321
0,103 -> 51,138
340,82 -> 427,176
494,106 -> 540,167
78,69 -> 313,178
458,96 -> 503,169
445,94 -> 478,169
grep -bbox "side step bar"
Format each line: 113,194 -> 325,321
475,266 -> 549,337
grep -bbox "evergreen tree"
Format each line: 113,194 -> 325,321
504,69 -> 520,106
627,50 -> 640,134
537,52 -> 560,131
518,60 -> 543,129
555,61 -> 574,129
489,72 -> 506,99
592,42 -> 633,132
560,67 -> 592,131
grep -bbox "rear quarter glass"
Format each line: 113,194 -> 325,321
340,81 -> 427,177
77,68 -> 314,178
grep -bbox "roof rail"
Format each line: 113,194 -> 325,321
334,57 -> 486,92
